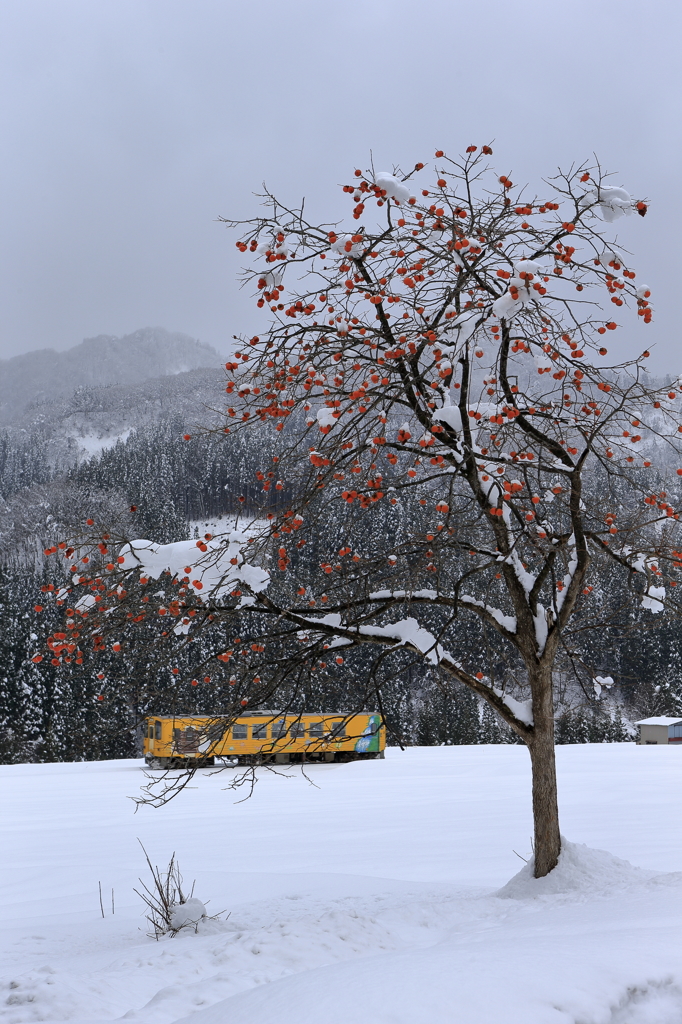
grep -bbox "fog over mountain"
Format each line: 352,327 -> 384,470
0,327 -> 221,426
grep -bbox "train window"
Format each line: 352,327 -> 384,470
308,721 -> 323,738
330,719 -> 347,738
232,724 -> 247,740
272,719 -> 287,738
148,722 -> 154,739
154,721 -> 162,741
289,721 -> 305,738
252,723 -> 268,739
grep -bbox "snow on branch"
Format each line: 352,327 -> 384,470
460,595 -> 517,635
301,611 -> 456,669
555,534 -> 578,614
615,547 -> 667,614
492,687 -> 534,726
118,529 -> 270,605
298,609 -> 532,729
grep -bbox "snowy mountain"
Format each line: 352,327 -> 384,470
0,327 -> 222,427
37,365 -> 226,451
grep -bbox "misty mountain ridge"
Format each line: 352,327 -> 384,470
0,327 -> 223,426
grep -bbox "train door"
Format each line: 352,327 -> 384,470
147,719 -> 162,752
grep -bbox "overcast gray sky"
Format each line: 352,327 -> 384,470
0,0 -> 680,370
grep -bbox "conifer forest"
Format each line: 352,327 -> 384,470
1,323 -> 680,766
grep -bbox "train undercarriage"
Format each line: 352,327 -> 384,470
144,749 -> 385,769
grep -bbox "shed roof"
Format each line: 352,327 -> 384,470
636,716 -> 682,726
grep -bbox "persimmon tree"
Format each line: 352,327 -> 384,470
38,146 -> 682,877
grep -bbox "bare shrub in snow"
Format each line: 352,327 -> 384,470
133,843 -> 209,939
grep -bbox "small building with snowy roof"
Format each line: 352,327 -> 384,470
636,717 -> 682,745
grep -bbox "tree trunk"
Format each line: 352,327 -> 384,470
527,668 -> 561,877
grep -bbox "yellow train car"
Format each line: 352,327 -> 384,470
143,711 -> 385,768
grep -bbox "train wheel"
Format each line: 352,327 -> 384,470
145,757 -> 173,769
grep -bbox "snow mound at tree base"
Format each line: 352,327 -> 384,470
496,837 -> 662,899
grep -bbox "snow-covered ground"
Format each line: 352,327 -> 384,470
0,744 -> 680,1024
75,431 -> 132,457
